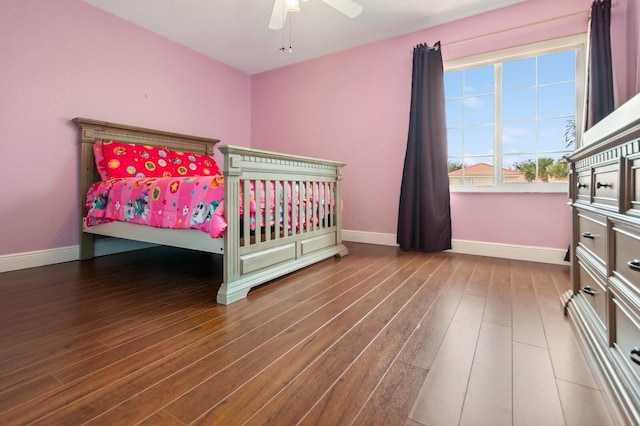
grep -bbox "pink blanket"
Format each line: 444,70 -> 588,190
86,176 -> 334,239
86,176 -> 228,238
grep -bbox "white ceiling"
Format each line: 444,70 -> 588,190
82,0 -> 526,75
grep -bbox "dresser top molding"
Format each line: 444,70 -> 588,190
569,93 -> 640,162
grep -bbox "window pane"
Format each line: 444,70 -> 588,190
503,57 -> 535,89
446,99 -> 463,127
445,42 -> 579,188
445,71 -> 463,98
538,117 -> 575,152
538,82 -> 575,118
448,128 -> 463,156
502,154 -> 530,171
464,65 -> 494,95
448,156 -> 494,186
539,50 -> 575,84
503,121 -> 536,153
448,157 -> 466,174
464,126 -> 493,155
466,156 -> 495,186
464,94 -> 494,125
502,154 -> 534,183
545,152 -> 571,182
503,154 -> 569,183
503,88 -> 536,121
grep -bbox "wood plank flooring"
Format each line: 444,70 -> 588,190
0,242 -> 617,425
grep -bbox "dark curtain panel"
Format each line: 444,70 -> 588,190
397,42 -> 451,252
585,0 -> 614,130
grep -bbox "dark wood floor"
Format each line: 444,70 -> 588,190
0,242 -> 616,425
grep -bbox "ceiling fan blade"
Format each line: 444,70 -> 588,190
269,0 -> 287,30
320,0 -> 363,18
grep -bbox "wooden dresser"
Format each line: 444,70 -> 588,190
564,93 -> 640,425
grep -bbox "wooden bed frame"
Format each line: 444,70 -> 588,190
75,118 -> 348,304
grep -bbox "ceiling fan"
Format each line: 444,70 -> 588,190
268,0 -> 363,30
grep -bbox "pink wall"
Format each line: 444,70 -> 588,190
449,193 -> 571,248
0,0 -> 251,256
251,0 -> 636,250
627,0 -> 640,96
1,0 -> 636,258
611,0 -> 638,106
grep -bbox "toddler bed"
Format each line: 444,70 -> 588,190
75,118 -> 348,304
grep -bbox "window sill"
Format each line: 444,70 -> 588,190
449,183 -> 569,194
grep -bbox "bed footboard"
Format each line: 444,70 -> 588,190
218,145 -> 348,304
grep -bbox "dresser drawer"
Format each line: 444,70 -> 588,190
611,287 -> 640,384
577,210 -> 607,266
593,161 -> 619,210
613,222 -> 640,298
575,168 -> 592,204
578,259 -> 607,332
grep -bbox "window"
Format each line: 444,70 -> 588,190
445,35 -> 586,192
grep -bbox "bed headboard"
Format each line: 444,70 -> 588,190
74,117 -> 220,216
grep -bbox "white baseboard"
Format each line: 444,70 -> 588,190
0,246 -> 79,273
342,230 -> 569,265
0,239 -> 156,273
0,232 -> 568,274
342,230 -> 398,246
450,239 -> 569,265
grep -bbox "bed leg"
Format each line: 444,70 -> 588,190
79,233 -> 95,260
217,284 -> 250,305
335,244 -> 349,258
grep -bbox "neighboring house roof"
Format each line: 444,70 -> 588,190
448,162 -> 521,177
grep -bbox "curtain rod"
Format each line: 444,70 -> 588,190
438,9 -> 589,49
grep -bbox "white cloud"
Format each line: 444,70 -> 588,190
463,96 -> 482,108
503,125 -> 532,145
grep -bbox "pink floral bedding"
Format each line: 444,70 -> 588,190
85,176 -> 334,239
86,176 -> 228,237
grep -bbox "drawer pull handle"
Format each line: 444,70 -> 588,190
582,286 -> 597,296
628,260 -> 640,271
596,182 -> 612,189
582,232 -> 595,239
577,182 -> 588,189
630,348 -> 640,366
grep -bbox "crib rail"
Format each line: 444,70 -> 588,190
218,145 -> 348,304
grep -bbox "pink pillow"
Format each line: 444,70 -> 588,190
168,148 -> 222,177
94,140 -> 221,179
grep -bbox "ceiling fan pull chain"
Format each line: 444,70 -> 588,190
289,14 -> 293,52
279,0 -> 286,52
279,9 -> 293,53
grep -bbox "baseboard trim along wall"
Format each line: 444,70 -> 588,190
449,239 -> 568,265
0,246 -> 79,273
0,239 -> 157,273
341,229 -> 398,246
341,230 -> 569,265
0,231 -> 569,273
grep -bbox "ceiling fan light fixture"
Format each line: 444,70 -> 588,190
269,0 -> 362,30
285,0 -> 301,12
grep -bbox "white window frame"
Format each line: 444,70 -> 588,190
445,34 -> 587,193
